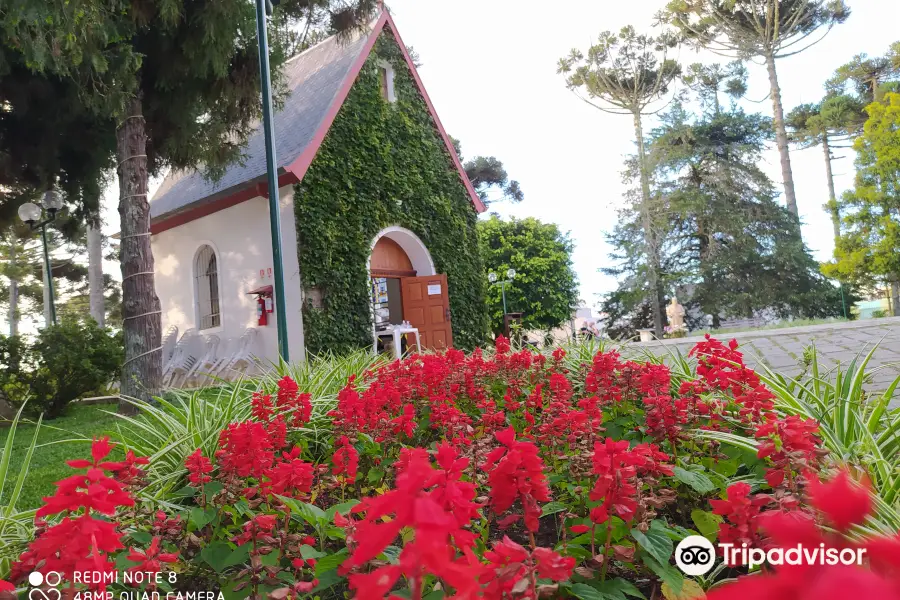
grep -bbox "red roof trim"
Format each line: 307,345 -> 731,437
285,11 -> 389,183
151,171 -> 298,235
151,9 -> 484,234
381,11 -> 486,213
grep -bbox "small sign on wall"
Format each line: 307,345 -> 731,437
427,284 -> 441,296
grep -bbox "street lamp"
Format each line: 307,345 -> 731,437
253,0 -> 289,361
18,190 -> 64,325
488,268 -> 516,316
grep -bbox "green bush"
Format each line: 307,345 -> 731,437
1,320 -> 123,419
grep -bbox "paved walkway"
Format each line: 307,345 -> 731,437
629,317 -> 900,400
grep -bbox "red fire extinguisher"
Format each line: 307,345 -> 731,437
257,296 -> 268,326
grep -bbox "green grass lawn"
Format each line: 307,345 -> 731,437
0,402 -> 122,511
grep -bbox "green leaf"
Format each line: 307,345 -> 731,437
204,481 -> 225,498
571,578 -> 648,600
690,509 -> 722,540
299,545 -> 326,559
569,583 -> 605,600
314,550 -> 348,576
631,521 -> 674,567
541,501 -> 567,517
200,542 -> 249,573
312,568 -> 343,592
642,553 -> 683,596
190,506 -> 216,530
599,579 -> 646,599
278,495 -> 327,525
128,531 -> 153,544
326,500 -> 360,519
672,467 -> 715,494
423,591 -> 444,600
367,467 -> 386,483
171,485 -> 198,498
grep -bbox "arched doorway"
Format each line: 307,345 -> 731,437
368,227 -> 451,352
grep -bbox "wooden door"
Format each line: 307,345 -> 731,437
401,274 -> 452,351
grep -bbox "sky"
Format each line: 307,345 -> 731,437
379,0 -> 900,308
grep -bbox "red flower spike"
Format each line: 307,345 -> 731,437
185,448 -> 214,486
807,469 -> 872,532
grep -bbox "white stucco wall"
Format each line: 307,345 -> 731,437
151,185 -> 304,366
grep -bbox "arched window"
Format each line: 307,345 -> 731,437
194,245 -> 221,329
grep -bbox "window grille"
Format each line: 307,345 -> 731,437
195,245 -> 221,329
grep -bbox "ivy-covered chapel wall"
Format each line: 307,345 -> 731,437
294,31 -> 488,355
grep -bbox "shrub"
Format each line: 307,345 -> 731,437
2,320 -> 123,419
6,337 -> 900,599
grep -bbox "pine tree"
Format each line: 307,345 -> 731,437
603,65 -> 844,336
558,26 -> 680,338
786,95 -> 866,242
662,0 -> 850,220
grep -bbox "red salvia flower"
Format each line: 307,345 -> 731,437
331,436 -> 359,483
185,448 -> 213,486
125,537 -> 178,577
216,420 -> 275,478
709,482 -> 770,548
251,391 -> 274,421
482,427 -> 551,532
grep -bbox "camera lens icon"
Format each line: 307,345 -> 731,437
675,535 -> 716,576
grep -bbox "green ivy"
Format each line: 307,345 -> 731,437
294,31 -> 488,355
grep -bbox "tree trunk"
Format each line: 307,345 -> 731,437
117,94 -> 162,413
764,52 -> 799,222
822,133 -> 841,244
892,280 -> 900,317
87,219 -> 106,327
8,241 -> 18,337
633,112 -> 664,338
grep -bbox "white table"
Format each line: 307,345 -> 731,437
374,326 -> 421,359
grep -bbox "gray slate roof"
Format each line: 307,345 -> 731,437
150,29 -> 371,221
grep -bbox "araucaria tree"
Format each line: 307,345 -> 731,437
662,0 -> 850,220
558,26 -> 680,338
2,0 -> 375,406
477,216 -> 579,336
786,94 -> 865,242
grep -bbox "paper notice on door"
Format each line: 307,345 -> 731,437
427,284 -> 441,296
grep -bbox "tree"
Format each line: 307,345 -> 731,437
825,93 -> 900,315
662,0 -> 850,219
786,95 -> 865,242
558,26 -> 680,338
603,66 -> 844,337
828,44 -> 900,102
451,137 -> 523,205
2,0 -> 376,406
478,216 -> 579,335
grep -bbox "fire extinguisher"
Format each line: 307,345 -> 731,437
257,296 -> 268,326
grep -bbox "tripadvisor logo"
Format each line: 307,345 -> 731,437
675,536 -> 716,576
674,535 -> 868,576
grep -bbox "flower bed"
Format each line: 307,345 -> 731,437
3,337 -> 900,600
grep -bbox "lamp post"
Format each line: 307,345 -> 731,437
488,268 -> 516,316
254,0 -> 289,361
17,190 -> 64,326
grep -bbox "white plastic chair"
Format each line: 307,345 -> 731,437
163,329 -> 201,388
161,326 -> 179,373
184,334 -> 220,387
221,328 -> 259,380
206,336 -> 237,382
